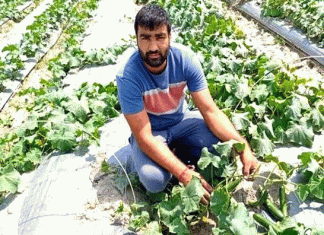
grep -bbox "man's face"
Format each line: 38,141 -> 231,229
137,24 -> 170,74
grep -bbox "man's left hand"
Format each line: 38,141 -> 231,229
240,148 -> 259,178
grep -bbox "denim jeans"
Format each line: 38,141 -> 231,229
129,110 -> 219,193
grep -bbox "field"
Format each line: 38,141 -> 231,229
0,0 -> 324,234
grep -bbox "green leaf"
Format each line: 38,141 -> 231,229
213,141 -> 234,158
158,197 -> 189,235
26,148 -> 43,165
291,94 -> 310,111
129,211 -> 150,230
0,166 -> 21,194
182,176 -> 204,214
66,102 -> 88,123
250,84 -> 269,103
286,123 -> 314,147
47,126 -> 76,152
210,188 -> 230,215
297,184 -> 310,202
210,56 -> 224,74
251,132 -> 274,158
309,177 -> 324,200
245,102 -> 267,119
274,126 -> 288,144
257,116 -> 276,139
285,104 -> 302,121
231,112 -> 250,131
218,202 -> 258,235
221,164 -> 236,178
310,109 -> 324,132
198,147 -> 222,170
233,142 -> 245,153
233,79 -> 250,100
298,151 -> 321,166
264,155 -> 295,178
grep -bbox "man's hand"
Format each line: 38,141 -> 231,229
178,167 -> 213,205
240,147 -> 259,178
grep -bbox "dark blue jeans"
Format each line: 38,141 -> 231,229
129,110 -> 219,193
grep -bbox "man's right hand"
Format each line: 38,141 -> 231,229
178,167 -> 213,205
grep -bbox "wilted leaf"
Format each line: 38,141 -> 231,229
250,84 -> 269,103
231,112 -> 250,131
286,123 -> 314,147
251,132 -> 274,157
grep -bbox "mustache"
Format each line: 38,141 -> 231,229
146,50 -> 161,55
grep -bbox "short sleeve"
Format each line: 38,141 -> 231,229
183,49 -> 207,92
116,69 -> 144,115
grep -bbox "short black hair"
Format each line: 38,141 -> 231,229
134,4 -> 171,36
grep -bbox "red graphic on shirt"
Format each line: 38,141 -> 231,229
143,82 -> 187,115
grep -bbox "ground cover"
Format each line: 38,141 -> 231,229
0,0 -> 130,198
0,0 -> 324,234
259,0 -> 324,47
0,0 -> 36,22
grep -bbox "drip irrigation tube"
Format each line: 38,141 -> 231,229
232,1 -> 324,68
0,1 -> 33,27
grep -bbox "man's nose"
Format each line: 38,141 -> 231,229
148,39 -> 158,52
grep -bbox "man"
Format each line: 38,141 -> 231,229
116,4 -> 258,203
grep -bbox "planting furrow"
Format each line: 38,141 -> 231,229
0,0 -> 53,50
0,1 -> 33,27
233,1 -> 324,68
0,0 -> 82,112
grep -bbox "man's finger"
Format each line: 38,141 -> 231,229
201,177 -> 213,194
200,196 -> 209,205
203,188 -> 211,201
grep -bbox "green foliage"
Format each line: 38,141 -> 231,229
0,0 -> 29,21
211,191 -> 258,235
157,176 -> 204,234
0,81 -> 121,194
261,0 -> 324,47
198,140 -> 239,184
0,166 -> 21,194
128,0 -> 324,232
296,151 -> 324,201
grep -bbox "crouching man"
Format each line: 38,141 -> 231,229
116,4 -> 259,204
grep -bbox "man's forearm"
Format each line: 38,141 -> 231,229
204,109 -> 246,143
136,136 -> 188,179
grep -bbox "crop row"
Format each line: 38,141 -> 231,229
261,0 -> 324,47
0,0 -> 82,90
0,0 -> 129,198
0,0 -> 35,22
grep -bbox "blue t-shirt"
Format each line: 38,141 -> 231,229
116,43 -> 207,131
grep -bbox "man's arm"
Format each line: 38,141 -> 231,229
191,88 -> 259,176
124,110 -> 212,203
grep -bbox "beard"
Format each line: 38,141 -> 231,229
139,45 -> 170,68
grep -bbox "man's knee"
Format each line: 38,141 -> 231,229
138,165 -> 171,193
